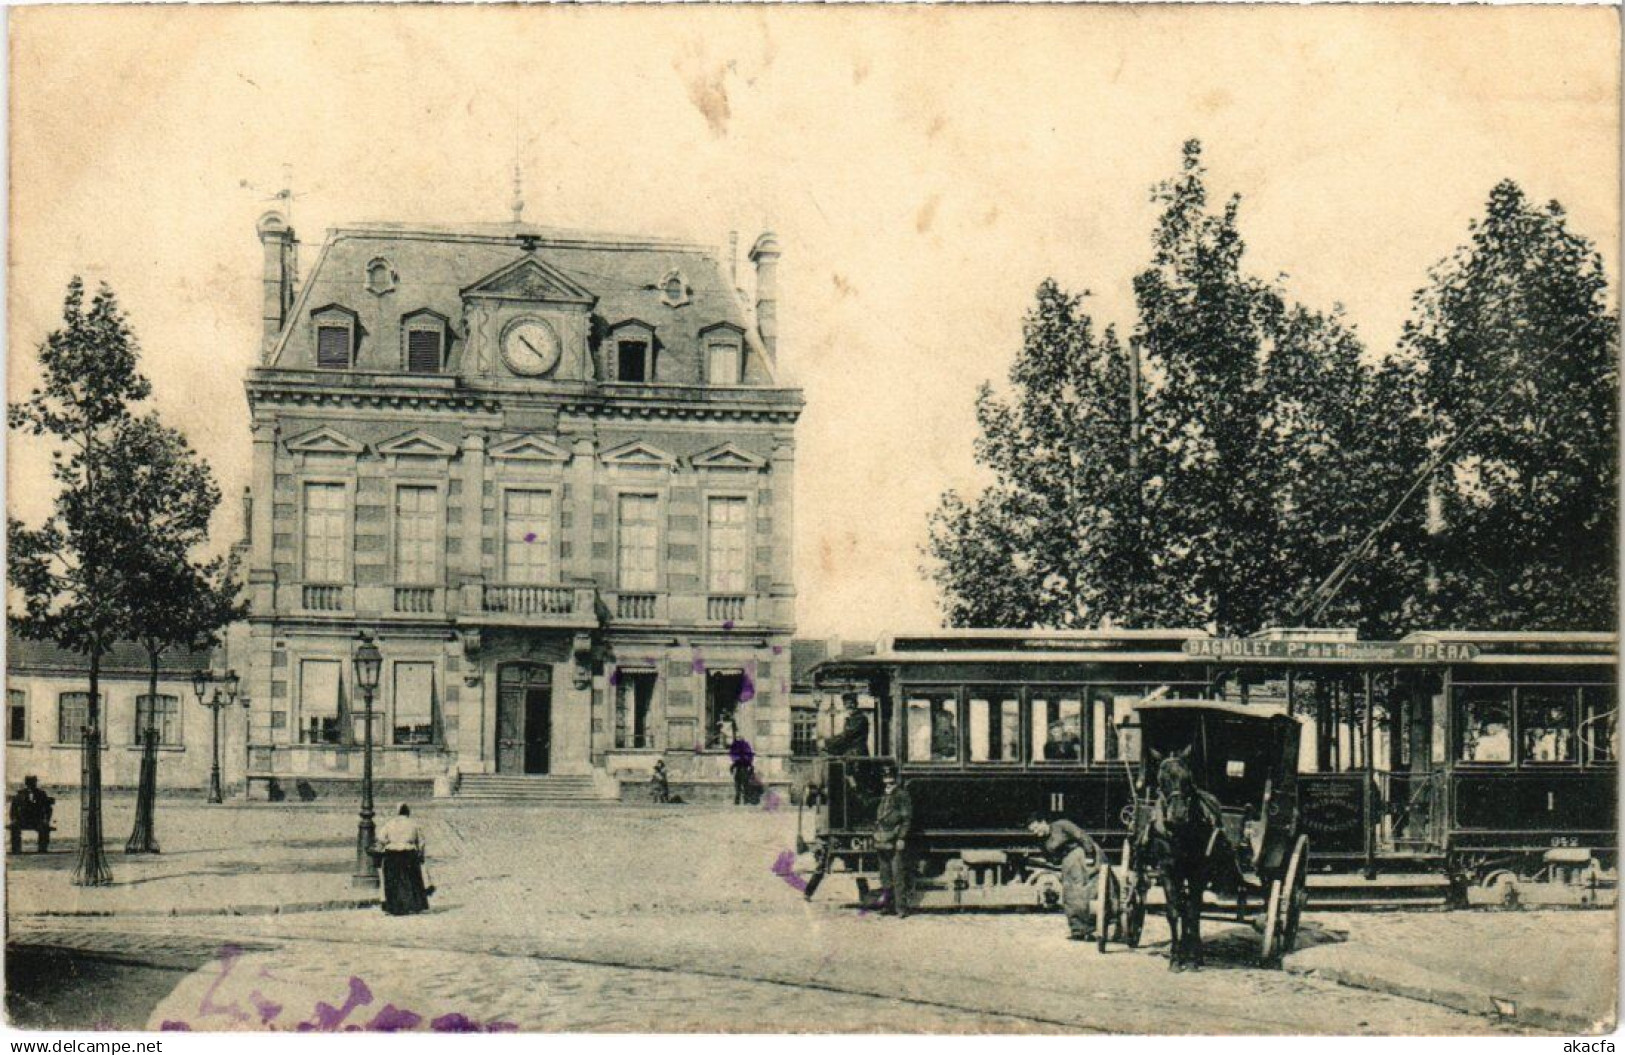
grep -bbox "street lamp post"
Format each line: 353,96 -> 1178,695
352,632 -> 383,889
192,669 -> 240,805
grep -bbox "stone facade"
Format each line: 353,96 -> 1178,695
242,216 -> 801,800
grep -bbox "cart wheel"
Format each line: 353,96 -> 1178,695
1280,835 -> 1310,955
1260,877 -> 1284,966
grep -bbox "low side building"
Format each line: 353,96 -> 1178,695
5,634 -> 238,795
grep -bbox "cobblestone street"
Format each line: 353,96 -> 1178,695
7,800 -> 1613,1033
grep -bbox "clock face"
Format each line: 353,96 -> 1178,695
501,318 -> 561,377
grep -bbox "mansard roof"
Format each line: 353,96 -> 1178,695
266,223 -> 765,374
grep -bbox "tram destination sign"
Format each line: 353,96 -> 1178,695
1183,638 -> 1481,662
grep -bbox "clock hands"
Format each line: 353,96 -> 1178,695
518,335 -> 543,357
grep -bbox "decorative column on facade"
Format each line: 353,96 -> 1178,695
249,420 -> 278,612
768,440 -> 797,630
458,432 -> 487,612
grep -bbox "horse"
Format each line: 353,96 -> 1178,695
1149,745 -> 1223,972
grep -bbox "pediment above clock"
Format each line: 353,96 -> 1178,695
376,430 -> 458,459
489,433 -> 572,463
462,255 -> 597,307
285,425 -> 365,455
600,439 -> 679,469
690,442 -> 768,471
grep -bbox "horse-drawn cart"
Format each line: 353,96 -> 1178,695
1097,699 -> 1310,968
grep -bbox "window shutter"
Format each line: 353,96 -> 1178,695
407,329 -> 442,373
316,325 -> 351,369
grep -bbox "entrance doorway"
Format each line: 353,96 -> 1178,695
497,663 -> 552,774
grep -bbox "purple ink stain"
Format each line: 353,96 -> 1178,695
366,1005 -> 423,1032
723,619 -> 735,631
160,1022 -> 193,1032
487,1022 -> 520,1033
738,670 -> 756,703
430,1013 -> 482,1033
297,976 -> 373,1032
523,532 -> 537,543
691,653 -> 707,674
771,645 -> 783,655
607,668 -> 619,687
729,737 -> 755,766
761,789 -> 784,813
771,850 -> 807,892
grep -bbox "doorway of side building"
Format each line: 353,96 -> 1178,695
497,662 -> 552,774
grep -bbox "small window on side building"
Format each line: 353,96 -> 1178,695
7,690 -> 27,743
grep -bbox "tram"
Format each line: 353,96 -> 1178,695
801,627 -> 1616,908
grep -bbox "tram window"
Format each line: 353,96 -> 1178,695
1032,696 -> 1083,762
1456,687 -> 1512,764
1583,687 -> 1617,763
1091,689 -> 1144,762
1518,687 -> 1577,764
905,695 -> 959,762
968,693 -> 1020,762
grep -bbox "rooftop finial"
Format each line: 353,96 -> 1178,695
511,162 -> 525,225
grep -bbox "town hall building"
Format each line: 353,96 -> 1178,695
241,211 -> 801,801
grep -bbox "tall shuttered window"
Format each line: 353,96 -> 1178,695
393,486 -> 438,584
316,324 -> 352,369
706,496 -> 749,592
502,490 -> 554,584
617,494 -> 659,591
406,327 -> 443,374
302,483 -> 348,583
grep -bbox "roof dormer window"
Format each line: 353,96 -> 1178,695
311,305 -> 359,370
699,322 -> 746,386
607,319 -> 657,383
617,340 -> 651,382
401,309 -> 449,374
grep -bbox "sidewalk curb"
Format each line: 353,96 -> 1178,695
1285,960 -> 1609,1034
17,898 -> 378,920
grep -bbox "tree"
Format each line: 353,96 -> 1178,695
1132,140 -> 1288,634
8,279 -> 153,885
1404,181 -> 1619,629
111,415 -> 245,853
925,281 -> 1141,628
1261,307 -> 1432,634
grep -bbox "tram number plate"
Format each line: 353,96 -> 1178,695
849,836 -> 874,851
1551,836 -> 1581,848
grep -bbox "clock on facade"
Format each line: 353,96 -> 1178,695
501,317 -> 562,377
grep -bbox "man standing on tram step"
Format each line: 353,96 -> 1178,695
824,693 -> 871,756
1027,812 -> 1103,940
873,771 -> 914,917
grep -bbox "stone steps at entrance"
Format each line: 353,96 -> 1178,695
454,774 -> 606,802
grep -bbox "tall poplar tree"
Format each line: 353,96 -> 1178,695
1405,181 -> 1619,629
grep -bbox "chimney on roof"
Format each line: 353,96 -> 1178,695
256,211 -> 296,351
749,231 -> 781,359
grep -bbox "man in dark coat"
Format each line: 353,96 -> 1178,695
10,776 -> 53,854
1027,812 -> 1103,940
873,772 -> 913,917
729,738 -> 755,805
823,693 -> 871,757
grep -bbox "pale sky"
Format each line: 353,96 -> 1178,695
8,5 -> 1619,641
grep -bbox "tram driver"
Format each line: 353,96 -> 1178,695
824,693 -> 872,757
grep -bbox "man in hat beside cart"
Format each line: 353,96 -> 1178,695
872,771 -> 913,917
1027,813 -> 1104,941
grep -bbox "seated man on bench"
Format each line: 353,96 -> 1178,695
9,775 -> 55,853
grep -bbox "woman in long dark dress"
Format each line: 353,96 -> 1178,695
377,803 -> 430,915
